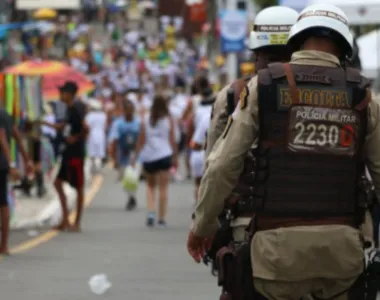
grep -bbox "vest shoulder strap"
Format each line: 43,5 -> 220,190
345,67 -> 371,90
345,67 -> 361,84
267,62 -> 286,79
344,68 -> 371,110
231,77 -> 250,106
258,68 -> 272,85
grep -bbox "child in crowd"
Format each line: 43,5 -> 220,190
113,99 -> 140,211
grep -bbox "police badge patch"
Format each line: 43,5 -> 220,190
240,86 -> 249,110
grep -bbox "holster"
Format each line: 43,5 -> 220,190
363,249 -> 380,300
216,243 -> 262,300
216,245 -> 238,300
205,222 -> 233,274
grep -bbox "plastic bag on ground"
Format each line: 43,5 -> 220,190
88,274 -> 112,295
122,164 -> 141,192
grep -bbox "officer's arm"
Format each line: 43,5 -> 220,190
192,77 -> 259,237
365,96 -> 380,201
205,84 -> 230,157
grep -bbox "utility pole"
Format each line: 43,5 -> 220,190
207,0 -> 217,78
226,0 -> 238,82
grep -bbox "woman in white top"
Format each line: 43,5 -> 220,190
85,99 -> 107,174
133,95 -> 178,227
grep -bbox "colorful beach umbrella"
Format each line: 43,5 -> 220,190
5,60 -> 94,102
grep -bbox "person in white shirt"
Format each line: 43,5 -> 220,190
189,114 -> 210,203
124,30 -> 140,46
85,99 -> 107,174
42,104 -> 57,157
160,15 -> 171,32
132,95 -> 178,228
181,79 -> 206,179
189,78 -> 215,202
127,89 -> 152,119
168,78 -> 189,180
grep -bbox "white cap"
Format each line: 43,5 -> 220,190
249,6 -> 299,50
287,3 -> 353,56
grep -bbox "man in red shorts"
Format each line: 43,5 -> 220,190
41,81 -> 87,232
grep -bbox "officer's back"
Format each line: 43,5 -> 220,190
250,5 -> 377,300
189,3 -> 380,300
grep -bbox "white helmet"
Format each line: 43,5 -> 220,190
249,6 -> 299,51
287,4 -> 353,57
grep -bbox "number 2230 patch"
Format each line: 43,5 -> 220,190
287,106 -> 361,157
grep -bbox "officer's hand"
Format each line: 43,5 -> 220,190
187,231 -> 213,263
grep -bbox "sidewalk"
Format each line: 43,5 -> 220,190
10,161 -> 92,230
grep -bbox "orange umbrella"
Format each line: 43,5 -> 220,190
5,60 -> 94,102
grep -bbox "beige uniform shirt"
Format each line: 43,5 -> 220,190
205,82 -> 254,241
205,84 -> 231,157
193,50 -> 380,237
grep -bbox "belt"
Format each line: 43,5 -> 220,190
255,215 -> 356,231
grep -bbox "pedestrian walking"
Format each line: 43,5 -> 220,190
0,106 -> 34,254
0,109 -> 19,254
189,114 -> 210,203
40,81 -> 88,232
113,99 -> 140,210
85,98 -> 107,175
169,78 -> 188,181
132,95 -> 178,227
189,77 -> 214,203
41,104 -> 57,159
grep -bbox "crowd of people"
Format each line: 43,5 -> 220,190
86,74 -> 216,227
0,7 -> 220,253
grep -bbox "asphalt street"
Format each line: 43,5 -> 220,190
1,167 -> 218,300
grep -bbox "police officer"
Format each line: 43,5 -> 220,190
204,6 -> 299,244
206,6 -> 299,157
188,3 -> 380,299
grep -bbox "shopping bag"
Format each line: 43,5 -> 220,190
122,164 -> 140,192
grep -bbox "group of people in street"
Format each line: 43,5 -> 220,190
90,73 -> 217,227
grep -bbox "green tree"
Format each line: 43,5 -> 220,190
253,0 -> 278,9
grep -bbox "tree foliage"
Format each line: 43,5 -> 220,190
253,0 -> 278,9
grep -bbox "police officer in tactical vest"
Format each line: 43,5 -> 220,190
188,3 -> 380,299
206,6 -> 299,158
204,7 -> 299,248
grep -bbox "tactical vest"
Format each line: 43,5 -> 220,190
246,63 -> 370,223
